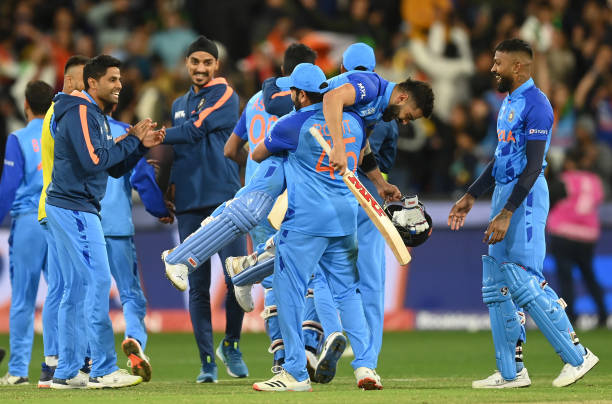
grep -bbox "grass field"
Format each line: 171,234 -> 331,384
0,330 -> 610,403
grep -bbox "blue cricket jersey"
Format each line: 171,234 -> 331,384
0,118 -> 44,221
357,120 -> 399,205
100,117 -> 169,237
326,71 -> 395,129
493,78 -> 553,184
233,90 -> 280,183
264,103 -> 366,237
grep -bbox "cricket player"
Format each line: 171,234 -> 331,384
236,43 -> 434,383
101,115 -> 171,382
223,43 -> 324,374
0,81 -> 54,386
45,54 -> 164,389
37,55 -> 90,388
250,63 -> 379,392
160,36 -> 247,382
448,38 -> 598,388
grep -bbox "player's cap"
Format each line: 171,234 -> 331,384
276,63 -> 328,93
342,43 -> 375,72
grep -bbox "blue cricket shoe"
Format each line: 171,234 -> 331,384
216,340 -> 248,378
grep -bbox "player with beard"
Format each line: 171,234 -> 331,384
45,55 -> 164,389
160,36 -> 248,383
322,64 -> 433,199
448,38 -> 599,388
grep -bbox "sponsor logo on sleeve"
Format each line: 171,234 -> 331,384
357,82 -> 366,100
174,110 -> 186,119
528,129 -> 548,135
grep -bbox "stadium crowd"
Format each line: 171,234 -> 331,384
0,0 -> 611,199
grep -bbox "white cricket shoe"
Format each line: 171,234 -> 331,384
87,369 -> 142,389
0,372 -> 29,386
50,371 -> 89,389
553,348 -> 599,387
233,284 -> 254,312
122,338 -> 152,382
472,368 -> 531,388
354,367 -> 383,390
162,250 -> 188,291
253,369 -> 312,392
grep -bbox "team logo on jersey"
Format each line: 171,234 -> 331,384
174,110 -> 186,119
508,110 -> 515,122
197,97 -> 206,111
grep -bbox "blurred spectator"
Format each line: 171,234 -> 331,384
410,14 -> 474,122
547,148 -> 608,327
149,4 -> 197,71
548,82 -> 577,172
574,115 -> 612,198
0,0 -> 611,201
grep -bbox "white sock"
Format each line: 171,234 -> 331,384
45,356 -> 58,367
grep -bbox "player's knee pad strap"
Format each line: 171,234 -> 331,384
500,262 -> 584,366
261,305 -> 278,320
166,191 -> 274,270
482,255 -> 522,380
233,254 -> 275,286
268,339 -> 284,354
302,320 -> 323,336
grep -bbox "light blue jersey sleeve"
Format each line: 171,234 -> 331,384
233,108 -> 247,140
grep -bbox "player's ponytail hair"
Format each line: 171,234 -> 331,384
397,78 -> 434,118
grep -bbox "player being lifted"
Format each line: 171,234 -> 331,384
223,43 -> 327,376
448,38 -> 599,389
247,62 -> 378,392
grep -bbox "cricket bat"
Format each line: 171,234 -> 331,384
268,190 -> 288,230
309,127 -> 411,265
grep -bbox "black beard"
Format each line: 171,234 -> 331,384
293,97 -> 303,110
497,76 -> 513,93
382,104 -> 399,122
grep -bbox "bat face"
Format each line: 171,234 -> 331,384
346,173 -> 384,217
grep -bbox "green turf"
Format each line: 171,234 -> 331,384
0,330 -> 610,403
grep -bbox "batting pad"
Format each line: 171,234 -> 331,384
232,255 -> 275,286
481,255 -> 523,381
166,191 -> 274,272
501,262 -> 584,366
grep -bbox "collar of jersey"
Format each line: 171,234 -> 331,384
297,103 -> 321,113
82,90 -> 96,104
382,82 -> 395,109
508,77 -> 534,99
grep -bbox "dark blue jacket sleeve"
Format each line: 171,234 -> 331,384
0,135 -> 24,222
130,158 -> 170,218
107,144 -> 148,179
67,105 -> 142,174
164,85 -> 237,144
262,77 -> 293,117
